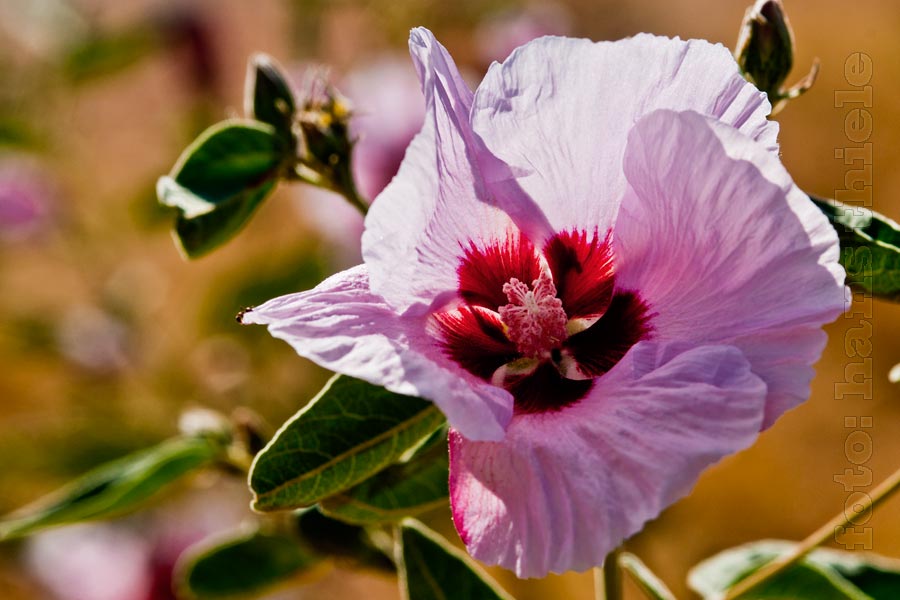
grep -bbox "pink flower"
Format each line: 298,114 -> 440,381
0,155 -> 54,243
346,58 -> 426,203
475,4 -> 571,64
243,29 -> 845,577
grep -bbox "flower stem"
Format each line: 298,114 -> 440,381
724,464 -> 900,599
595,547 -> 623,600
334,162 -> 369,216
340,179 -> 369,216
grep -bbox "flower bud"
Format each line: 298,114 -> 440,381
295,70 -> 356,194
734,0 -> 817,112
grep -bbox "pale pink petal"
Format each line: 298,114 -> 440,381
362,28 -> 552,313
240,265 -> 512,441
615,109 -> 845,426
471,34 -> 777,234
730,326 -> 829,428
449,342 -> 767,577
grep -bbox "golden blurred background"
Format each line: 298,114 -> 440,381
1,0 -> 899,598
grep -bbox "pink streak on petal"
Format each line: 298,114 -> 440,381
543,229 -> 616,321
458,230 -> 543,311
430,305 -> 518,381
564,290 -> 653,378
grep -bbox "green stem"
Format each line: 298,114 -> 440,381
595,547 -> 623,600
329,151 -> 368,216
724,464 -> 900,599
338,173 -> 368,216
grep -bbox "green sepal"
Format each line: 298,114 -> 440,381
245,53 -> 296,135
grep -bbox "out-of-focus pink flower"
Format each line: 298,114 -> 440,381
475,4 -> 571,64
297,58 -> 424,265
346,59 -> 426,202
25,523 -> 152,600
0,156 -> 53,244
244,28 -> 845,576
56,305 -> 131,374
24,484 -> 248,600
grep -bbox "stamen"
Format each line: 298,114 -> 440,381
499,271 -> 568,358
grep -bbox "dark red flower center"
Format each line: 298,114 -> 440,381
431,229 -> 653,414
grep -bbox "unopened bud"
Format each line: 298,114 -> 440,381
735,0 -> 818,113
294,70 -> 355,191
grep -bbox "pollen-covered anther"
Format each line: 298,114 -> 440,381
499,271 -> 569,358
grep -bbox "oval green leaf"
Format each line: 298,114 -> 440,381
249,375 -> 445,512
812,196 -> 900,301
0,436 -> 224,541
158,119 -> 287,258
176,527 -> 320,599
399,520 -> 514,600
295,507 -> 395,572
687,540 -> 899,600
319,429 -> 449,525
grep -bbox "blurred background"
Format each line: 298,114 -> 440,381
1,0 -> 899,598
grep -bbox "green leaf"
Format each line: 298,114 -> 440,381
0,436 -> 224,540
804,546 -> 900,600
619,552 -> 676,600
63,27 -> 160,83
687,540 -> 898,600
249,375 -> 444,512
158,120 -> 287,258
295,507 -> 395,572
812,196 -> 900,301
245,53 -> 296,134
176,527 -> 320,599
399,519 -> 513,600
160,175 -> 278,258
319,428 -> 449,524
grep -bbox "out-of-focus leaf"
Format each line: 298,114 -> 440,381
619,552 -> 677,600
63,27 -> 160,83
0,117 -> 41,149
814,546 -> 900,600
245,53 -> 296,134
158,120 -> 288,257
295,507 -> 395,572
0,436 -> 224,540
319,428 -> 449,525
176,527 -> 321,599
687,540 -> 899,599
249,375 -> 444,512
399,519 -> 513,600
812,196 -> 900,301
